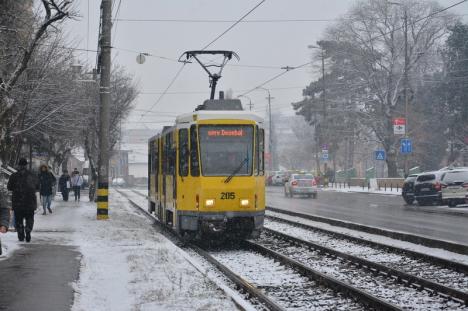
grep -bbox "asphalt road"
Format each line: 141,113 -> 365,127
266,186 -> 468,245
0,244 -> 80,311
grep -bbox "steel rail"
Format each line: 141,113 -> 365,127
264,227 -> 468,306
243,240 -> 402,311
116,189 -> 285,311
265,213 -> 468,274
267,206 -> 468,255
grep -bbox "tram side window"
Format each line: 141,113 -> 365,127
154,141 -> 159,191
166,134 -> 175,175
179,129 -> 189,177
190,125 -> 200,176
258,128 -> 265,175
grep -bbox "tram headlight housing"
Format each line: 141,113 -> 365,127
240,199 -> 249,207
205,199 -> 215,207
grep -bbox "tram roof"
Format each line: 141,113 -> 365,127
176,110 -> 264,124
148,110 -> 264,142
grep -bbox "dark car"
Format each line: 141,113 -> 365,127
402,174 -> 419,205
414,172 -> 444,206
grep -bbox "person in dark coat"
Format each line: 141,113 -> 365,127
58,170 -> 71,201
38,164 -> 56,215
7,158 -> 39,242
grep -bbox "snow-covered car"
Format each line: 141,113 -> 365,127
112,177 -> 126,187
284,173 -> 317,198
440,170 -> 468,207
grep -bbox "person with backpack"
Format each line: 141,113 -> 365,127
38,164 -> 56,215
58,169 -> 71,201
7,158 -> 39,242
71,169 -> 83,202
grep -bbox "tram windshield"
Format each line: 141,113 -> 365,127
198,125 -> 254,176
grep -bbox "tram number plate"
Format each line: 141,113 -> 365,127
220,192 -> 236,200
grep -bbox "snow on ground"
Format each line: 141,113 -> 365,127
1,192 -> 242,311
321,185 -> 401,195
267,210 -> 468,265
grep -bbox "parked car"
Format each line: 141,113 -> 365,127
401,174 -> 419,205
284,173 -> 317,198
414,171 -> 444,206
440,169 -> 468,207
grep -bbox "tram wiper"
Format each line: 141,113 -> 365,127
224,157 -> 248,184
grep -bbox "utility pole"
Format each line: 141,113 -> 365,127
97,0 -> 111,220
403,8 -> 409,177
259,87 -> 275,170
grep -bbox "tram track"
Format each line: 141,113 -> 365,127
258,228 -> 468,309
126,188 -> 468,308
117,189 -> 399,310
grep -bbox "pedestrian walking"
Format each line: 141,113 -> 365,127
7,158 -> 39,242
58,170 -> 71,201
38,164 -> 56,215
0,185 -> 10,253
71,169 -> 83,202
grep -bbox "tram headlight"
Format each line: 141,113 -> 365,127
240,199 -> 249,207
205,199 -> 215,207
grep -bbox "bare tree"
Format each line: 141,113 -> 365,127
0,0 -> 72,162
296,0 -> 456,177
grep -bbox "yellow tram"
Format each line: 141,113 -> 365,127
147,99 -> 265,238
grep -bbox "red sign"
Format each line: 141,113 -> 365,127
393,118 -> 406,126
207,129 -> 244,137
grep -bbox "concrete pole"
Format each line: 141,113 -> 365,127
404,9 -> 409,176
97,0 -> 111,220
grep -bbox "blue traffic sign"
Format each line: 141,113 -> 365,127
400,138 -> 412,154
322,153 -> 329,160
375,150 -> 386,161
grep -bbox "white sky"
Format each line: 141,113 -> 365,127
64,0 -> 468,130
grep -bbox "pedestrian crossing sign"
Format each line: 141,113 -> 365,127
375,150 -> 386,161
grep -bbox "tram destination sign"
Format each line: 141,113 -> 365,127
207,129 -> 245,137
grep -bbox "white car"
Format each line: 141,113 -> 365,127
271,172 -> 288,186
284,173 -> 318,198
440,170 -> 468,207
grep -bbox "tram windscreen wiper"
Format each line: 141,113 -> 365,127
224,157 -> 249,184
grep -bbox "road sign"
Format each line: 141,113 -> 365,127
393,118 -> 406,135
400,138 -> 412,154
374,150 -> 386,160
322,153 -> 329,160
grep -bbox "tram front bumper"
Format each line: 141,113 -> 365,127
177,210 -> 265,232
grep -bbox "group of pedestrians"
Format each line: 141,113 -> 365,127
0,158 -> 85,244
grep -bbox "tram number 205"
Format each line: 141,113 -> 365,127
220,192 -> 235,200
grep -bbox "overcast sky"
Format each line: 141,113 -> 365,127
64,0 -> 468,131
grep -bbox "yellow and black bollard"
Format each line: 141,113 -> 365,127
96,182 -> 109,220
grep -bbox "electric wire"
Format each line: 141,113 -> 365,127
138,62 -> 187,121
201,0 -> 266,50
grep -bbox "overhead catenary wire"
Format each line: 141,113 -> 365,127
201,0 -> 266,50
140,0 -> 267,120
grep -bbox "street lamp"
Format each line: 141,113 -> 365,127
308,44 -> 327,174
237,94 -> 253,111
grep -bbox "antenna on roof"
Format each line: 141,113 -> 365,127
179,50 -> 240,100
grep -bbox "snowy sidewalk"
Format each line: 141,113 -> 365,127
0,192 -> 239,311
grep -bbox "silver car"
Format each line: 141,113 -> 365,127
284,173 -> 318,198
441,170 -> 468,207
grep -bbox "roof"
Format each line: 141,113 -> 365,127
176,110 -> 264,124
